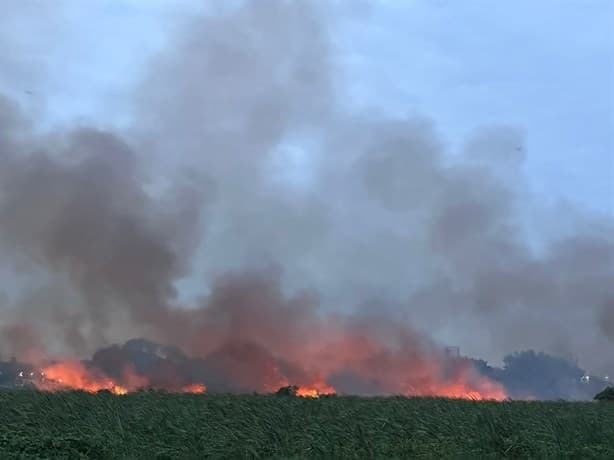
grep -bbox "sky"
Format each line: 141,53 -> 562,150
0,1 -> 613,371
2,0 -> 612,215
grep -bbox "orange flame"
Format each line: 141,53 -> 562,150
403,378 -> 506,400
181,383 -> 206,394
111,385 -> 128,395
29,328 -> 507,401
38,361 -> 116,393
33,360 -> 206,395
32,357 -> 505,400
32,353 -> 505,400
296,378 -> 336,398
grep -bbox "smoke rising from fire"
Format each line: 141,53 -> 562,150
0,0 -> 613,396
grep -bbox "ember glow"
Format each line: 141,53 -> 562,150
295,381 -> 337,398
402,378 -> 507,400
23,335 -> 505,400
32,359 -> 206,395
37,361 -> 120,393
181,383 -> 207,394
277,377 -> 337,398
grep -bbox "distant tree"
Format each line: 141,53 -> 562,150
470,358 -> 497,376
594,387 -> 614,401
499,350 -> 584,399
0,357 -> 24,386
276,385 -> 298,397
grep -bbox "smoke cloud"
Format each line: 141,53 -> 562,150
0,0 -> 613,395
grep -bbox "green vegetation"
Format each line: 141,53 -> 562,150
1,391 -> 613,459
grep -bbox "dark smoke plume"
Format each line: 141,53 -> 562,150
0,0 -> 613,397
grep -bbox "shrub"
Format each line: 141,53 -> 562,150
594,387 -> 614,401
275,385 -> 298,397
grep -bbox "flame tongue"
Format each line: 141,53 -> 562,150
27,338 -> 506,400
38,361 -> 115,393
33,360 -> 206,395
29,357 -> 506,400
286,377 -> 503,400
295,387 -> 329,398
181,383 -> 206,394
296,379 -> 336,398
112,385 -> 128,395
405,380 -> 506,400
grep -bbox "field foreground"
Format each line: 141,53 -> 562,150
0,391 -> 613,459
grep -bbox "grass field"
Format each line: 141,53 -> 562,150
1,391 -> 613,459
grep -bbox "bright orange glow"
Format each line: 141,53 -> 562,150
38,361 -> 115,393
29,326 -> 508,400
111,385 -> 128,395
32,351 -> 506,400
404,379 -> 507,400
395,363 -> 507,400
296,378 -> 336,398
181,383 -> 206,394
33,360 -> 207,395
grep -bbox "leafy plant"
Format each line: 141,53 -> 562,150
0,390 -> 613,458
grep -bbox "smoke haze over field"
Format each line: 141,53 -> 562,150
0,0 -> 613,392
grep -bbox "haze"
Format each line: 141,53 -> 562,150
0,0 -> 612,377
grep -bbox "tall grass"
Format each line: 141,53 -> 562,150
0,391 -> 612,459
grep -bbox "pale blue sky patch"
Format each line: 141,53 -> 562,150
0,0 -> 611,220
334,0 -> 614,215
2,1 -> 611,217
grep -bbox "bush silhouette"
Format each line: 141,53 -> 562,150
594,387 -> 614,401
275,385 -> 298,397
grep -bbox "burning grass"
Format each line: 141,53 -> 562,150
0,391 -> 612,459
30,360 -> 206,395
12,338 -> 507,401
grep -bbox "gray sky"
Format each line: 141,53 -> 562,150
2,0 -> 612,214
